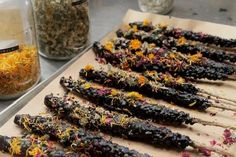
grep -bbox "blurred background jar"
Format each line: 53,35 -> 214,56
32,0 -> 90,60
138,0 -> 174,14
0,0 -> 40,100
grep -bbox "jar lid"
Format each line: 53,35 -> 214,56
72,0 -> 87,6
0,40 -> 19,54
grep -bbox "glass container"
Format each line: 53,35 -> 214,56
0,0 -> 40,100
138,0 -> 174,15
32,0 -> 90,60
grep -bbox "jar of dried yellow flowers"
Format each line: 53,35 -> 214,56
0,0 -> 40,99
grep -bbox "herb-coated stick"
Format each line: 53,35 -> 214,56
79,68 -> 212,110
60,77 -> 236,127
113,35 -> 235,75
130,21 -> 236,48
44,95 -> 234,157
129,23 -> 236,62
45,94 -> 192,150
118,27 -> 236,63
80,67 -> 236,112
45,94 -> 236,136
14,114 -> 149,157
80,66 -> 236,105
162,28 -> 236,48
93,41 -> 232,80
0,135 -> 80,157
60,77 -> 197,123
81,65 -> 236,105
143,70 -> 236,104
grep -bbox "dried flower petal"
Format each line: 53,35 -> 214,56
143,19 -> 150,26
176,77 -> 185,84
131,25 -> 138,32
148,53 -> 155,60
158,23 -> 168,29
127,92 -> 143,100
177,37 -> 187,46
188,52 -> 203,63
84,65 -> 94,71
9,138 -> 21,155
223,129 -> 236,145
209,140 -> 217,146
135,51 -> 144,57
104,41 -> 114,52
199,147 -> 211,156
83,83 -> 91,89
138,76 -> 147,86
129,39 -> 142,50
182,152 -> 190,157
110,89 -> 118,96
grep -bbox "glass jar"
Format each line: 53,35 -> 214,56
138,0 -> 174,15
0,0 -> 40,100
32,0 -> 90,60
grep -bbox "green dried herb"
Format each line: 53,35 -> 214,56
33,0 -> 89,59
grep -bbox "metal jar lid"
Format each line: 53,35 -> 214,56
0,40 -> 19,54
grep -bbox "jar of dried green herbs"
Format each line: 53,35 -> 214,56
138,0 -> 174,14
0,0 -> 40,100
32,0 -> 90,60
